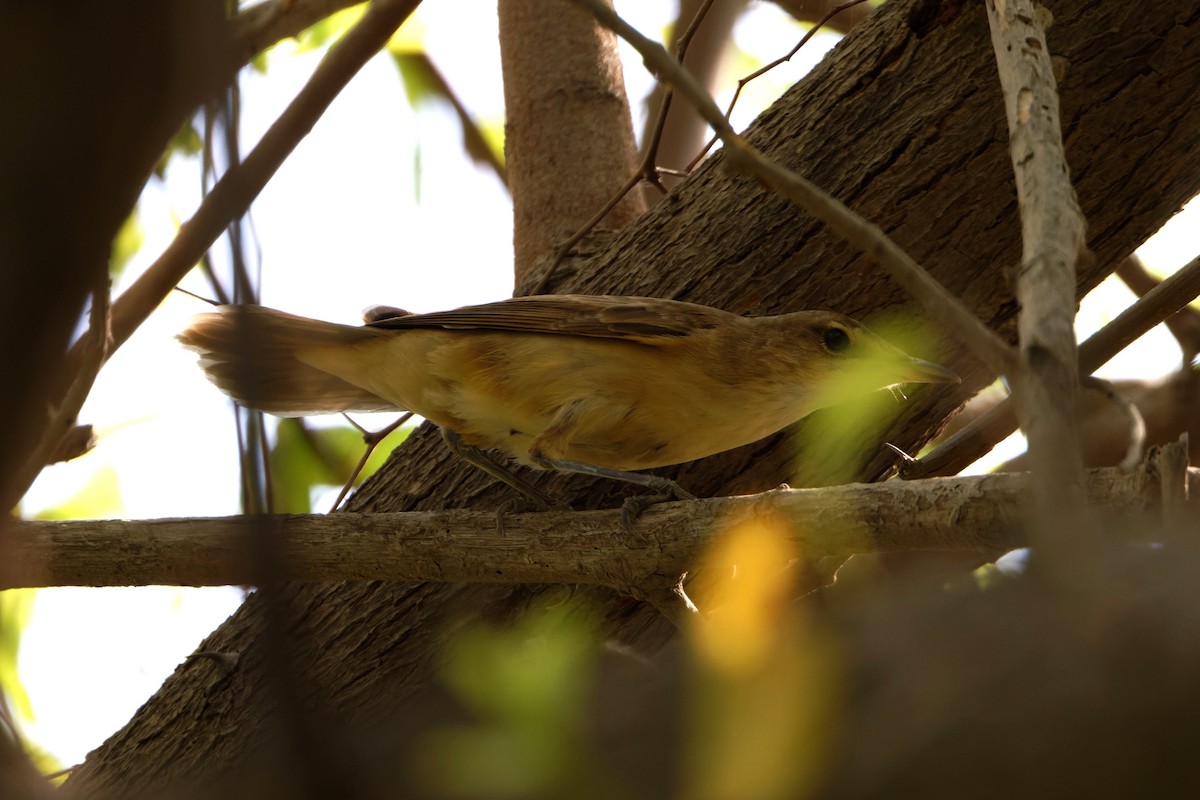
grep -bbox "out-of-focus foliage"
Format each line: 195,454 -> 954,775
268,418 -> 412,513
0,590 -> 36,722
33,466 -> 123,522
0,592 -> 63,777
792,313 -> 945,484
293,4 -> 367,53
390,50 -> 506,186
413,603 -> 630,799
684,516 -> 841,800
410,517 -> 848,799
109,208 -> 144,280
154,122 -> 202,179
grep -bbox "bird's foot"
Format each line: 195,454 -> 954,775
494,493 -> 572,535
619,478 -> 695,533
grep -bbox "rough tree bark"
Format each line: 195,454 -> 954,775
67,0 -> 1200,796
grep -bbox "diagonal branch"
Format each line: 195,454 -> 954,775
906,252 -> 1200,478
565,0 -> 1017,378
69,0 -> 422,365
232,0 -> 368,69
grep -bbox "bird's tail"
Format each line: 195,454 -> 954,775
178,305 -> 398,416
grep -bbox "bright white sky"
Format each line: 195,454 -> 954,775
11,0 -> 1198,769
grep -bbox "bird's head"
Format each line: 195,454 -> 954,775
770,311 -> 959,411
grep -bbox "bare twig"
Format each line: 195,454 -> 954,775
2,463 -> 1185,590
329,412 -> 414,512
567,0 -> 1015,376
906,251 -> 1200,478
687,0 -> 871,172
1116,255 -> 1200,363
1081,377 -> 1146,470
15,0 -> 419,513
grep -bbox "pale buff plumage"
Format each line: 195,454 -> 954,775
179,295 -> 957,500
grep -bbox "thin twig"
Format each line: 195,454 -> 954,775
66,0 -> 422,363
1116,255 -> 1200,363
16,0 -> 419,511
1081,376 -> 1146,471
330,412 -> 414,512
906,252 -> 1200,478
568,0 -> 1015,376
687,0 -> 871,172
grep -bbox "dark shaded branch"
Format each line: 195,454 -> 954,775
908,252 -> 1200,478
3,461 -> 1189,590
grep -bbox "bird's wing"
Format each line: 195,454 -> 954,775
366,295 -> 742,341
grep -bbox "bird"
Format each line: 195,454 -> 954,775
179,294 -> 958,518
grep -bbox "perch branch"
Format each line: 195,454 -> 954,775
2,459 -> 1190,590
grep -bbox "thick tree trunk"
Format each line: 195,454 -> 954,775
499,0 -> 644,283
68,0 -> 1200,796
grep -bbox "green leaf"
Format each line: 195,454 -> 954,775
109,207 -> 143,280
415,604 -> 630,798
269,419 -> 412,513
0,589 -> 36,722
35,466 -> 123,521
389,51 -> 507,185
294,4 -> 367,53
155,122 -> 202,179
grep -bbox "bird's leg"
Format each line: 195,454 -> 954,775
527,398 -> 697,528
440,428 -> 569,511
527,455 -> 695,528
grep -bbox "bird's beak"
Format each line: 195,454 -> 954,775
901,357 -> 960,385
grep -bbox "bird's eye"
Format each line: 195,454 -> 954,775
822,326 -> 851,353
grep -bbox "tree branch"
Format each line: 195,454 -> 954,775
905,252 -> 1200,478
231,0 -> 368,69
987,0 -> 1094,552
564,0 -> 1017,378
3,460 -> 1189,590
68,0 -> 421,364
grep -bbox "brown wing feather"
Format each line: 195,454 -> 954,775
366,295 -> 742,341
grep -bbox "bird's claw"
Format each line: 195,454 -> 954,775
494,493 -> 572,534
620,493 -> 673,533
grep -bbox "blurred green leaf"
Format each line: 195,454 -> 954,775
0,588 -> 62,778
249,50 -> 269,75
389,51 -> 507,185
415,604 -> 629,799
269,418 -> 412,513
443,605 -> 594,725
155,122 -> 203,179
294,4 -> 367,53
35,466 -> 123,521
0,589 -> 36,722
108,207 -> 143,280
